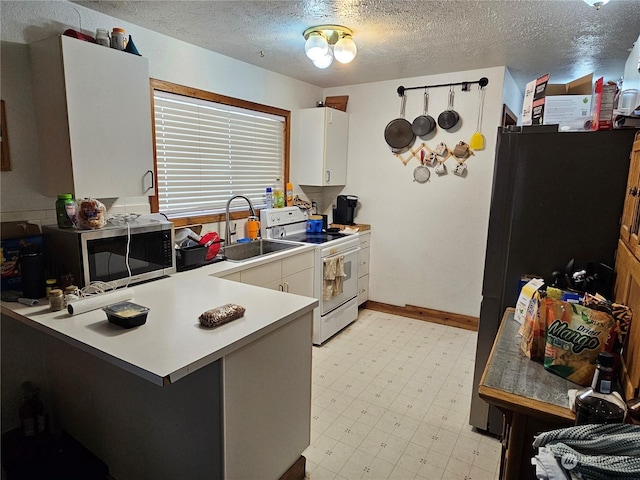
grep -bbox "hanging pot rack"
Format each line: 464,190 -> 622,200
397,77 -> 489,96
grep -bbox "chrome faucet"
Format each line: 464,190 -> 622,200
225,195 -> 257,247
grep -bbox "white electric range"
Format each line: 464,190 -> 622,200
260,207 -> 360,345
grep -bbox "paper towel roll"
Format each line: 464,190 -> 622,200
67,288 -> 135,315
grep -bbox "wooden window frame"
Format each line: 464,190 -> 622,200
148,79 -> 290,228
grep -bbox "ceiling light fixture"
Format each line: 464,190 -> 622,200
583,0 -> 610,9
303,25 -> 357,69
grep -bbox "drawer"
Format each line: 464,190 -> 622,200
358,247 -> 370,277
358,274 -> 369,305
240,261 -> 281,287
282,250 -> 314,277
358,232 -> 371,249
220,271 -> 241,282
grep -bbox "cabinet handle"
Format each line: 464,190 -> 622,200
279,284 -> 284,291
144,169 -> 154,192
328,110 -> 333,124
630,187 -> 639,197
284,282 -> 289,292
326,171 -> 330,183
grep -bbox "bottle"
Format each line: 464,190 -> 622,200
19,382 -> 45,437
575,352 -> 627,425
19,245 -> 46,299
265,187 -> 273,209
273,178 -> 285,208
286,182 -> 294,207
56,194 -> 75,228
19,389 -> 35,438
110,27 -> 126,50
95,28 -> 110,47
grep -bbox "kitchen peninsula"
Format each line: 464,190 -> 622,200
1,256 -> 319,480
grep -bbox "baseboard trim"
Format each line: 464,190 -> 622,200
365,301 -> 478,332
279,455 -> 306,480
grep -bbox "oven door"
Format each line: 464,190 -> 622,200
321,248 -> 359,315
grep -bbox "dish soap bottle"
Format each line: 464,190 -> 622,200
273,178 -> 285,208
575,352 -> 627,425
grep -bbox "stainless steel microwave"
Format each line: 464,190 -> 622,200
43,216 -> 176,289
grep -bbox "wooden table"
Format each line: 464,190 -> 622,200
478,308 -> 577,480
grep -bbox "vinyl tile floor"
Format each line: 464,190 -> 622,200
304,309 -> 501,480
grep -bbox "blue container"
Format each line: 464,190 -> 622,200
306,219 -> 323,233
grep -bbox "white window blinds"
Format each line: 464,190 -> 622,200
153,90 -> 285,218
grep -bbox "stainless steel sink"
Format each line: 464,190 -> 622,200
222,239 -> 301,262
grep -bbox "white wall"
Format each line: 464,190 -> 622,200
324,67 -> 507,317
502,68 -> 524,124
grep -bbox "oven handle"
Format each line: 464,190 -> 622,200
323,247 -> 360,260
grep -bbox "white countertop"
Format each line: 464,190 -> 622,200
1,245 -> 318,386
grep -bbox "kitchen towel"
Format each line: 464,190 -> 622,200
532,424 -> 640,480
323,255 -> 345,300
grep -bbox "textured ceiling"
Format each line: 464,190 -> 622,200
74,0 -> 640,89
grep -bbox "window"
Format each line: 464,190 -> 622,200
150,80 -> 290,226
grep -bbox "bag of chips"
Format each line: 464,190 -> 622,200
583,293 -> 633,367
519,289 -> 546,360
543,298 -> 615,385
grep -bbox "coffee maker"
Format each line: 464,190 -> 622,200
333,195 -> 358,225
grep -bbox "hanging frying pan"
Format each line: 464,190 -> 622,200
384,88 -> 415,150
412,89 -> 436,137
438,86 -> 460,130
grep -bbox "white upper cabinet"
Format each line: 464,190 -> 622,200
295,107 -> 348,186
30,35 -> 155,199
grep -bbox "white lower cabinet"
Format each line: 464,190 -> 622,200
358,232 -> 371,305
221,250 -> 314,297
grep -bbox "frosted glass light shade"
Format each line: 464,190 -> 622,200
583,0 -> 609,8
334,35 -> 357,64
305,33 -> 329,61
312,51 -> 334,69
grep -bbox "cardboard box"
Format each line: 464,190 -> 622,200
522,73 -> 593,131
1,222 -> 42,292
544,73 -> 593,131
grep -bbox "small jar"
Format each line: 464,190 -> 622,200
64,285 -> 80,305
55,194 -> 75,228
45,279 -> 57,297
48,289 -> 65,312
95,28 -> 110,47
110,28 -> 126,50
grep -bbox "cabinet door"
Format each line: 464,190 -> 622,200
31,35 -> 154,198
283,268 -> 314,297
282,251 -> 314,296
295,108 -> 348,186
613,240 -> 640,399
62,37 -> 154,198
324,108 -> 348,185
621,135 -> 640,252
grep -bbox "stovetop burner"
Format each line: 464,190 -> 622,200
284,231 -> 350,244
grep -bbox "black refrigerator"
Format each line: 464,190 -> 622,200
469,127 -> 638,435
